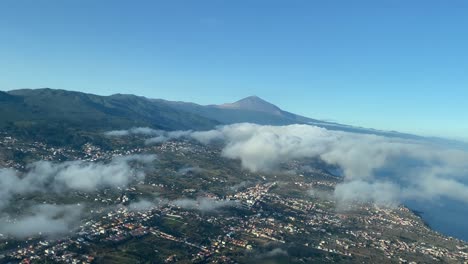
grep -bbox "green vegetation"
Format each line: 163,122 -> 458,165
0,89 -> 218,146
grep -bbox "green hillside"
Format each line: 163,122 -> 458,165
0,88 -> 218,145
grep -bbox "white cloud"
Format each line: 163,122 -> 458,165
263,248 -> 288,257
191,124 -> 468,206
0,154 -> 156,210
104,129 -> 130,136
105,127 -> 162,136
177,166 -> 205,175
334,180 -> 401,207
172,197 -> 238,212
145,136 -> 169,144
0,204 -> 83,238
127,200 -> 156,212
103,124 -> 468,206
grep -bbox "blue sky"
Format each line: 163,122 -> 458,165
1,0 -> 467,139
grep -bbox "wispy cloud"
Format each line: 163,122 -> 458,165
105,127 -> 162,136
0,204 -> 83,238
177,166 -> 205,175
127,199 -> 157,212
0,154 -> 156,210
171,197 -> 238,212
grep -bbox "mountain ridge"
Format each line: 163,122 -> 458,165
0,88 -> 219,145
216,95 -> 283,115
2,88 -> 466,150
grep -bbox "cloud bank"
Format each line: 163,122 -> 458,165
0,154 -> 155,237
0,204 -> 82,238
104,127 -> 194,145
177,166 -> 205,175
171,197 -> 238,212
215,124 -> 468,206
127,199 -> 157,212
0,154 -> 156,210
113,124 -> 468,206
105,127 -> 162,136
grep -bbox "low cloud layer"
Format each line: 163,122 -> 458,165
171,197 -> 238,212
127,199 -> 157,212
0,154 -> 155,237
0,154 -> 156,210
215,124 -> 468,206
105,127 -> 162,136
263,248 -> 289,258
0,204 -> 82,238
104,127 -> 194,145
111,124 -> 468,206
216,124 -> 468,206
177,166 -> 205,175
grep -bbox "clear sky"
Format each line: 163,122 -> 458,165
1,0 -> 467,139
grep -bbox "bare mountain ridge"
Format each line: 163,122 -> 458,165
216,95 -> 283,115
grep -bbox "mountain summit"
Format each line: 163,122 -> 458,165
217,96 -> 282,115
1,88 -> 434,146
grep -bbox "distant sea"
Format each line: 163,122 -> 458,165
405,198 -> 468,242
327,168 -> 468,242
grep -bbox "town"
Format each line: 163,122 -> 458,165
1,133 -> 468,263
